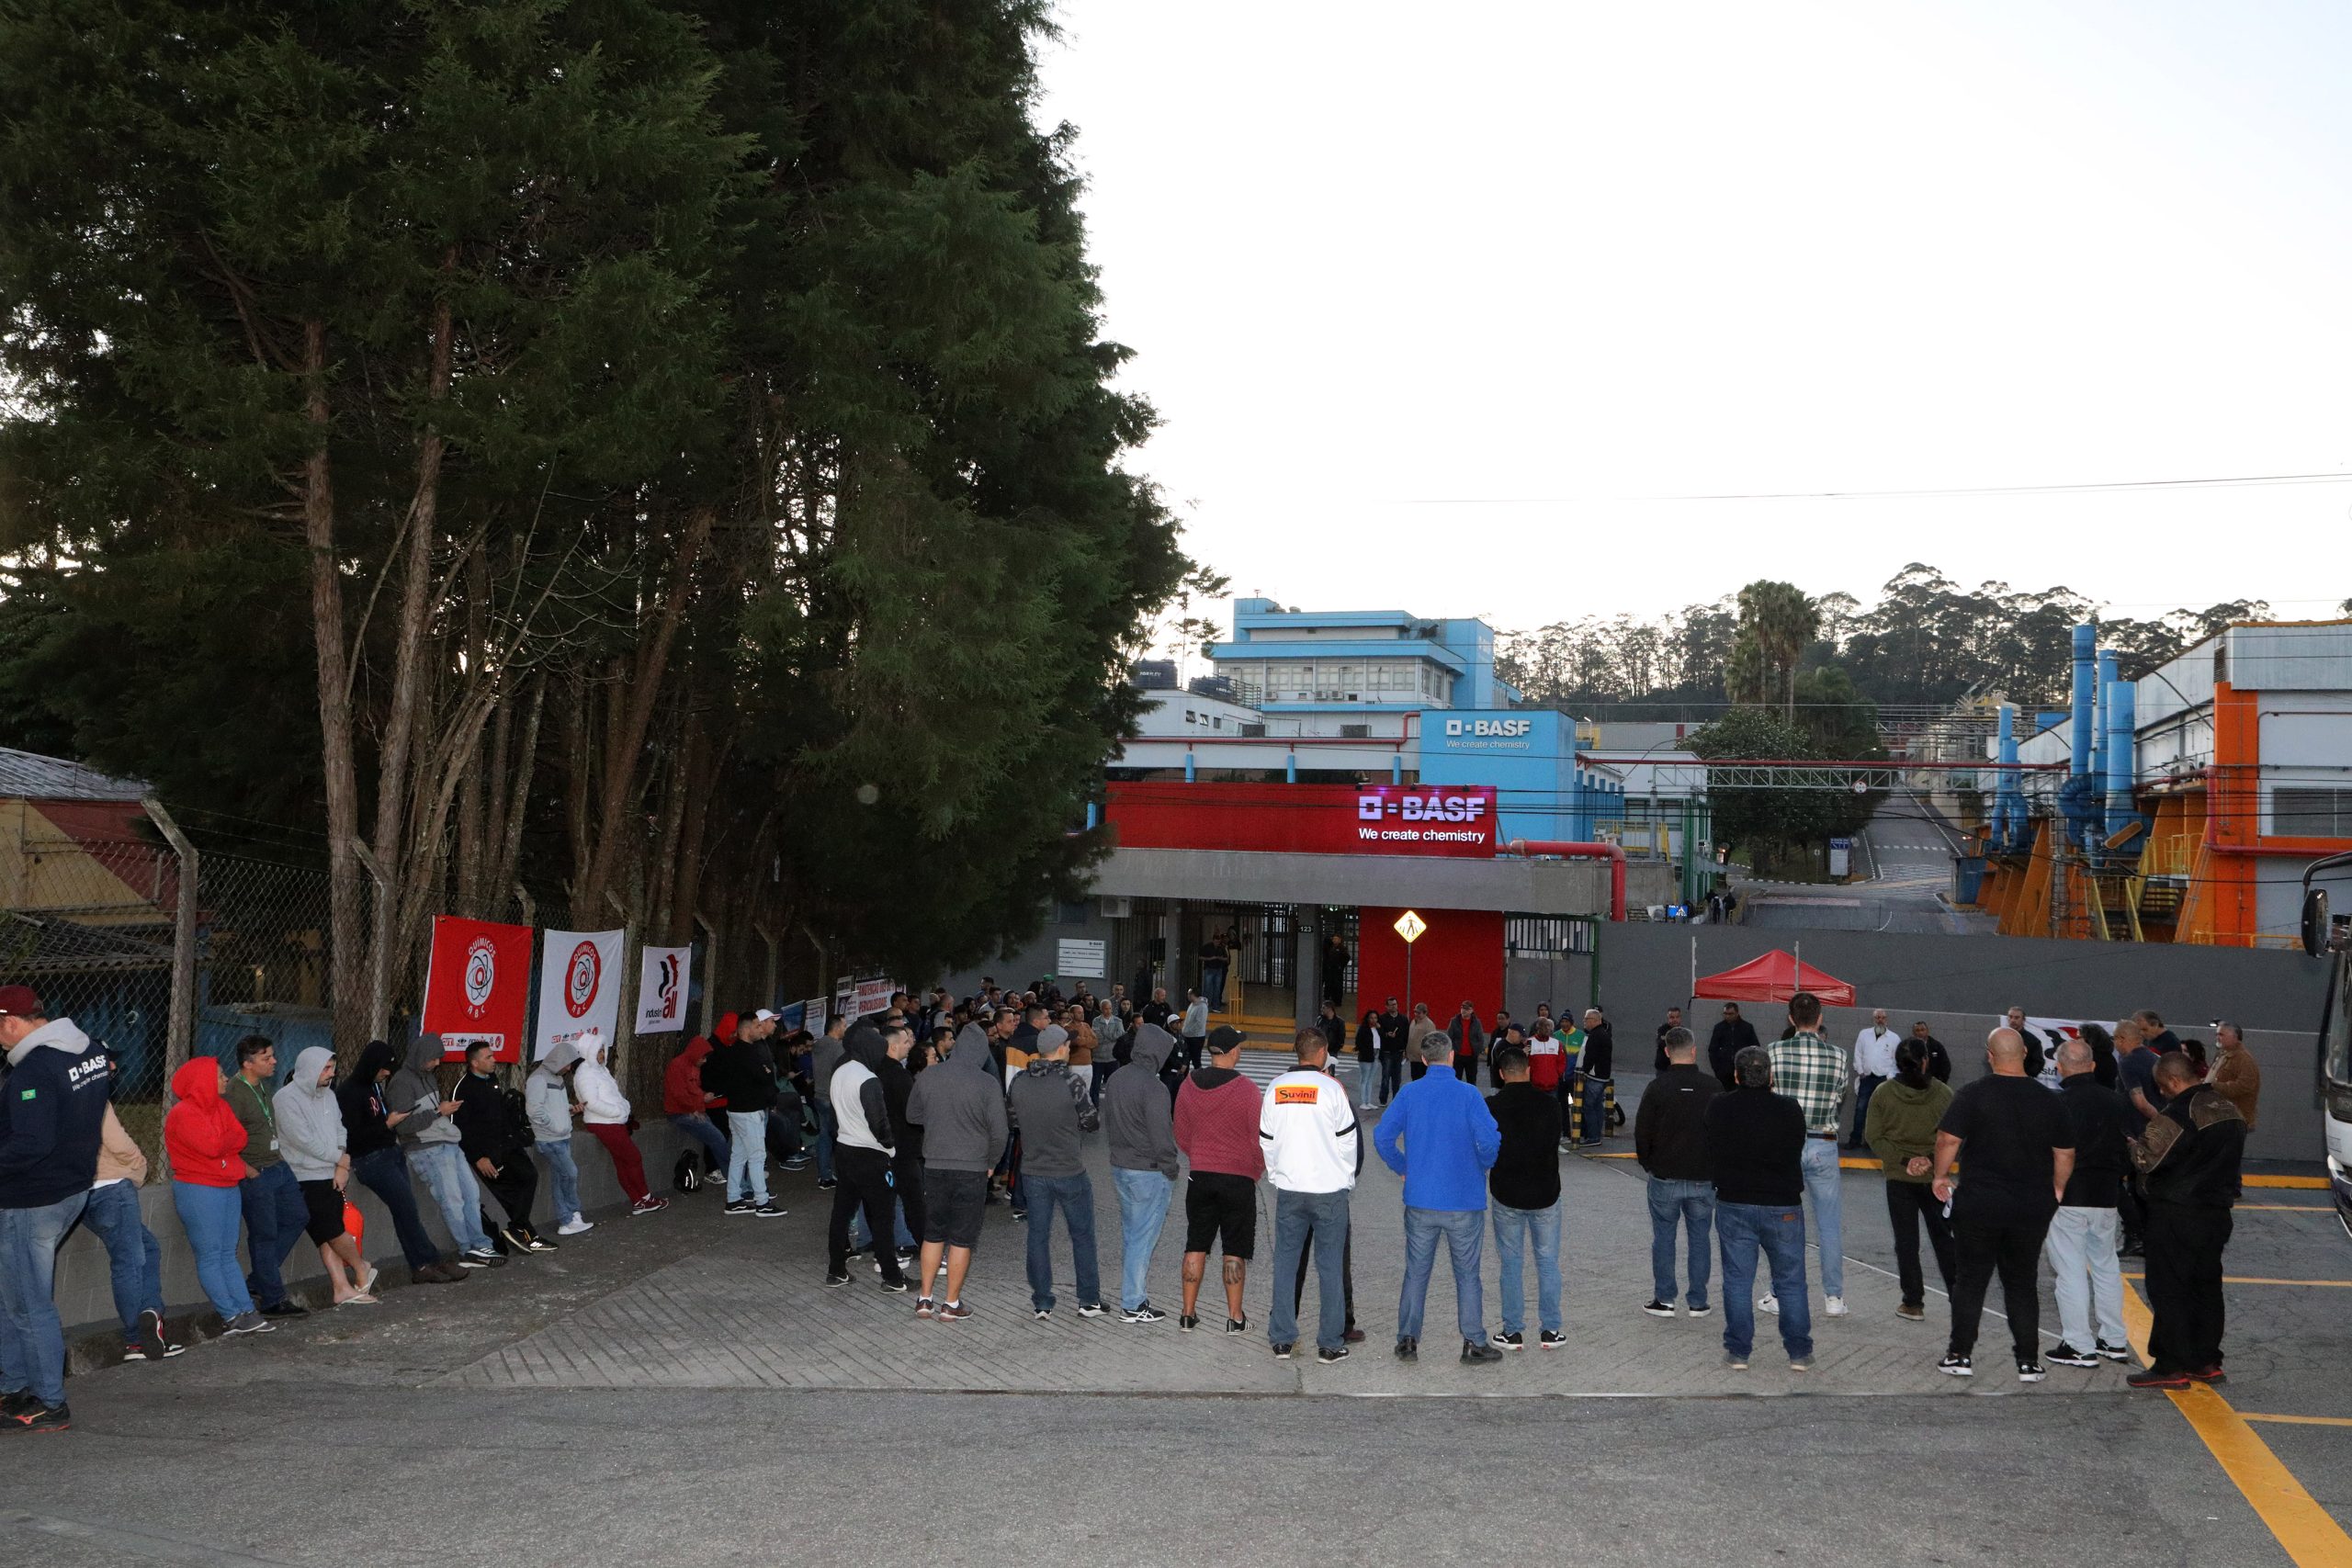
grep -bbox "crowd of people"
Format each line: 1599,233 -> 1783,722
0,969 -> 2268,1432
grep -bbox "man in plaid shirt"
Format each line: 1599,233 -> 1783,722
1765,991 -> 1849,1318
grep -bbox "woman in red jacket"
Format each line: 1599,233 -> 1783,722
165,1057 -> 271,1336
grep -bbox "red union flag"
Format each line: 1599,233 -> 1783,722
420,916 -> 533,1062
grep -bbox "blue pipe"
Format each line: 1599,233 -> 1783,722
2104,680 -> 2136,847
1390,752 -> 1403,784
1996,705 -> 2018,849
1183,749 -> 1196,784
2069,626 -> 2095,780
1085,801 -> 1100,830
1285,750 -> 1297,784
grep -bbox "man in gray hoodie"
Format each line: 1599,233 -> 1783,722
1005,1025 -> 1104,1319
388,1035 -> 502,1268
809,1013 -> 849,1189
906,1021 -> 1009,1320
1104,1024 -> 1180,1323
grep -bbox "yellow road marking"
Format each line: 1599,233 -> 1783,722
2240,1414 -> 2352,1429
2233,1204 -> 2335,1213
2120,1279 -> 2352,1565
2243,1174 -> 2329,1190
2123,1275 -> 2352,1287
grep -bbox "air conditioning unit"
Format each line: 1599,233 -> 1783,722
1099,896 -> 1132,919
1340,723 -> 1370,739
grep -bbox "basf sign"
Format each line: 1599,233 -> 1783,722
1105,783 -> 1498,859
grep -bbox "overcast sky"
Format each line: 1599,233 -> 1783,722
1035,1 -> 2352,644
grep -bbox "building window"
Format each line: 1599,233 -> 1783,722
2273,787 -> 2352,837
1505,916 -> 1596,956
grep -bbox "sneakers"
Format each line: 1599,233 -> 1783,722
816,1178 -> 838,1190
2096,1339 -> 2132,1363
1938,1353 -> 1973,1378
0,1391 -> 37,1420
1033,1308 -> 1053,1321
1724,1350 -> 1749,1370
137,1309 -> 180,1362
1343,1327 -> 1366,1344
458,1247 -> 506,1269
753,1202 -> 786,1218
822,1272 -> 852,1288
1272,1342 -> 1295,1359
1642,1300 -> 1676,1318
1758,1294 -> 1779,1315
1895,1302 -> 1926,1322
2188,1365 -> 2227,1383
1824,1296 -> 1849,1318
1395,1337 -> 1419,1361
630,1196 -> 670,1217
781,1156 -> 810,1171
724,1199 -> 753,1214
2018,1359 -> 2047,1382
2128,1367 -> 2192,1390
1317,1345 -> 1349,1365
416,1260 -> 468,1284
1180,1314 -> 1200,1332
1120,1303 -> 1168,1325
1224,1316 -> 1250,1336
224,1312 -> 275,1336
915,1298 -> 935,1318
514,1230 -> 557,1254
1496,1330 -> 1525,1350
1076,1302 -> 1107,1319
558,1215 -> 594,1236
259,1300 -> 310,1319
2046,1343 -> 2099,1369
878,1277 -> 910,1294
1687,1304 -> 1712,1318
1539,1329 -> 1566,1350
6,1402 -> 68,1435
1461,1339 -> 1503,1364
1789,1355 -> 1814,1372
936,1302 -> 971,1323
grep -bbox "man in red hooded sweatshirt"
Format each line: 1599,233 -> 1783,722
663,1035 -> 729,1187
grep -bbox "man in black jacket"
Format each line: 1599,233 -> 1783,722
2042,1040 -> 2134,1368
1702,1046 -> 1812,1370
2127,1052 -> 2247,1389
1486,1046 -> 1565,1349
1377,998 -> 1408,1105
1651,1007 -> 1687,1074
706,1011 -> 786,1217
1572,1008 -> 1615,1147
1707,1003 -> 1759,1090
1635,1027 -> 1719,1318
453,1042 -> 553,1255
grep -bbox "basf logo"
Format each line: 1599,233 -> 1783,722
1350,785 -> 1497,852
1442,717 -> 1532,738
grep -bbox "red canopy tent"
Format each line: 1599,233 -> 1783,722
1691,949 -> 1856,1008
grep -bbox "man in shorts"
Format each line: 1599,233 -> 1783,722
904,1015 -> 1010,1321
1172,1026 -> 1264,1333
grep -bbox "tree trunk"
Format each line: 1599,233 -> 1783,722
301,321 -> 368,1052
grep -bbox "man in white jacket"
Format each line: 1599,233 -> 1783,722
1849,1009 -> 1903,1149
573,1032 -> 666,1217
1261,1028 -> 1361,1364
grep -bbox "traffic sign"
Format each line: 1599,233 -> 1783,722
1393,909 -> 1427,944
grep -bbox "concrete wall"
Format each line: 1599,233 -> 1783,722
1091,846 -> 1672,918
55,1122 -> 688,1348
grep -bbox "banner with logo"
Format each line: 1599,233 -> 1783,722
1103,782 -> 1498,859
534,928 -> 625,1060
853,977 -> 896,1019
420,916 -> 534,1062
635,944 -> 692,1032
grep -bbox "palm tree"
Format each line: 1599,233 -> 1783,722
1733,580 -> 1820,722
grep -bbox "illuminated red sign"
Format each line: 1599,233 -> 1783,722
1104,783 -> 1498,858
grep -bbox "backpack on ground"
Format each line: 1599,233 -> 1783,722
673,1149 -> 704,1192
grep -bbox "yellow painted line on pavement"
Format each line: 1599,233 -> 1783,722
2120,1279 -> 2352,1566
2123,1275 -> 2352,1288
2233,1204 -> 2335,1213
2240,1414 -> 2352,1429
2244,1174 -> 2329,1190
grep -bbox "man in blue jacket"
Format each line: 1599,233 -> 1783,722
1375,1030 -> 1504,1364
0,985 -> 114,1432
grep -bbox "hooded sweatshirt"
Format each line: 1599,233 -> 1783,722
526,1043 -> 579,1144
0,1017 -> 111,1206
454,1056 -> 530,1167
1004,1027 -> 1097,1179
909,1025 -> 1009,1173
273,1046 -> 347,1181
663,1037 -> 722,1117
338,1041 -> 402,1158
830,1023 -> 896,1156
573,1032 -> 630,1125
1861,1074 -> 1953,1187
1174,1060 -> 1265,1181
163,1057 -> 248,1189
1103,1024 -> 1180,1178
704,1015 -> 780,1114
388,1035 -> 458,1147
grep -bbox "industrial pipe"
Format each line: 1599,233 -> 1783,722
2069,625 -> 2096,781
2103,677 -> 2136,848
1505,838 -> 1627,922
1995,705 -> 2018,851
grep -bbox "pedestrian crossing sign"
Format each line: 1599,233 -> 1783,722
1393,910 -> 1427,943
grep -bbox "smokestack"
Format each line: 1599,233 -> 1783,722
2105,679 -> 2137,844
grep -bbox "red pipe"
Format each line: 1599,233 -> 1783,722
1505,839 -> 1627,922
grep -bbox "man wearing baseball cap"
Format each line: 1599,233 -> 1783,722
0,985 -> 116,1432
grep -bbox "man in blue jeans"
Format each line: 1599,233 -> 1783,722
0,986 -> 114,1432
1375,1030 -> 1503,1364
1765,990 -> 1847,1317
1703,1045 -> 1814,1370
1635,1026 -> 1720,1317
1004,1026 -> 1105,1318
1486,1046 -> 1565,1349
1102,1025 -> 1180,1322
222,1035 -> 311,1316
1262,1030 -> 1361,1362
